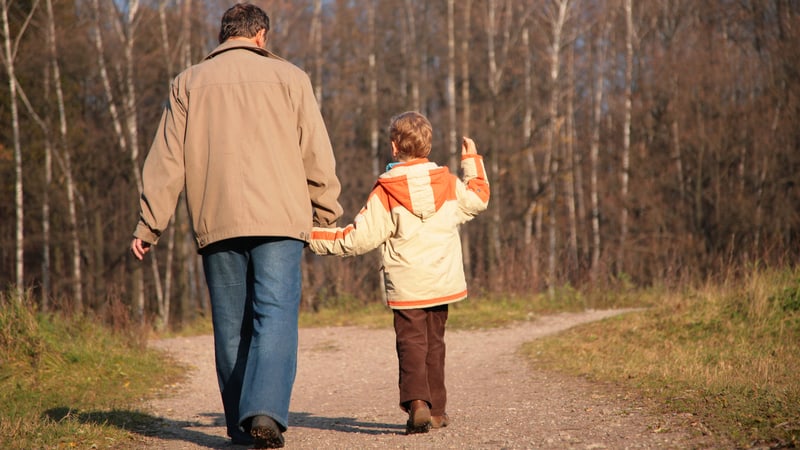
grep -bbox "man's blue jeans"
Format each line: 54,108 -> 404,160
201,237 -> 303,437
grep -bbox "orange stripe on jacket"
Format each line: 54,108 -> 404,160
463,154 -> 486,178
467,178 -> 490,203
462,154 -> 490,203
386,289 -> 468,308
310,224 -> 355,241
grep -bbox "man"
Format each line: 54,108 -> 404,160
130,3 -> 342,448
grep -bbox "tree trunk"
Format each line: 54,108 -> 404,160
565,43 -> 578,276
486,0 -> 510,289
41,69 -> 52,310
368,0 -> 379,176
2,0 -> 25,294
589,23 -> 607,282
522,24 -> 541,290
45,0 -> 83,311
618,0 -> 633,272
311,0 -> 322,105
544,0 -> 569,295
446,0 -> 457,173
459,0 -> 473,281
92,0 -> 154,322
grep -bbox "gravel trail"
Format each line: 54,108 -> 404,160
137,309 -> 713,449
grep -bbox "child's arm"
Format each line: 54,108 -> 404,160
308,186 -> 394,256
455,137 -> 490,222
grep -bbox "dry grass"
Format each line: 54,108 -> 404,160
0,291 -> 184,449
522,267 -> 800,448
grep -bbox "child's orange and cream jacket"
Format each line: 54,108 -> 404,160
309,155 -> 490,310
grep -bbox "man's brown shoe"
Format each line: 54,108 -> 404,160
249,415 -> 285,449
431,413 -> 450,428
405,400 -> 431,434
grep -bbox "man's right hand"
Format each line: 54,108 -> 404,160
130,238 -> 152,260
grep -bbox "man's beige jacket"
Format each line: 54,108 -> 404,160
134,40 -> 342,250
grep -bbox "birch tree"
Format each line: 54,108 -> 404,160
484,0 -> 512,287
618,0 -> 633,271
402,0 -> 420,110
310,0 -> 322,104
589,20 -> 608,281
522,20 -> 543,289
564,43 -> 579,274
91,0 -> 162,321
446,0 -> 457,173
541,0 -> 571,293
0,0 -> 29,294
44,0 -> 81,310
368,0 -> 379,177
459,0 -> 473,279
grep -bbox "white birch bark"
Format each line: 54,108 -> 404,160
41,104 -> 52,308
403,0 -> 420,110
45,0 -> 82,310
544,0 -> 569,295
485,0 -> 512,287
92,0 -> 160,321
590,23 -> 607,281
368,0 -> 379,177
1,0 -> 26,294
618,0 -> 633,271
311,0 -> 322,105
16,79 -> 87,314
569,41 -> 587,263
565,43 -> 578,271
446,0 -> 458,173
522,24 -> 541,288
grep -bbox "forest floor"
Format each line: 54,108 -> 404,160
134,309 -> 720,449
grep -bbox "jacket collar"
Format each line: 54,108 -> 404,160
204,39 -> 284,61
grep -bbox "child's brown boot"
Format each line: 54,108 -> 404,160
431,413 -> 450,428
405,400 -> 431,434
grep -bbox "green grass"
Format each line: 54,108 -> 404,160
521,267 -> 800,448
0,291 -> 184,449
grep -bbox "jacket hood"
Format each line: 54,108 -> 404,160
376,158 -> 451,220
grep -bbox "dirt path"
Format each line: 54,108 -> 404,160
137,309 -> 711,449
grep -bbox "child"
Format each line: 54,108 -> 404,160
308,111 -> 490,434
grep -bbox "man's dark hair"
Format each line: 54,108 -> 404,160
218,3 -> 270,44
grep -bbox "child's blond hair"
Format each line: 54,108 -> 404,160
389,111 -> 432,159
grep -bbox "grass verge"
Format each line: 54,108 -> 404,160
521,267 -> 800,448
8,268 -> 796,448
298,282 -> 645,329
0,291 -> 184,449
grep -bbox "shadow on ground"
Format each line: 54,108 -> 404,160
290,411 -> 405,435
45,406 -> 229,448
44,406 -> 405,448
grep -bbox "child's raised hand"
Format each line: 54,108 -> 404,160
461,137 -> 478,155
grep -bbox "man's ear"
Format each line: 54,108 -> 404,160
256,28 -> 268,47
391,141 -> 399,158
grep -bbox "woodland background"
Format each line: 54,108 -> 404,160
1,0 -> 798,330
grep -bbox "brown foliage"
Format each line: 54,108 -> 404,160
0,0 -> 798,328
